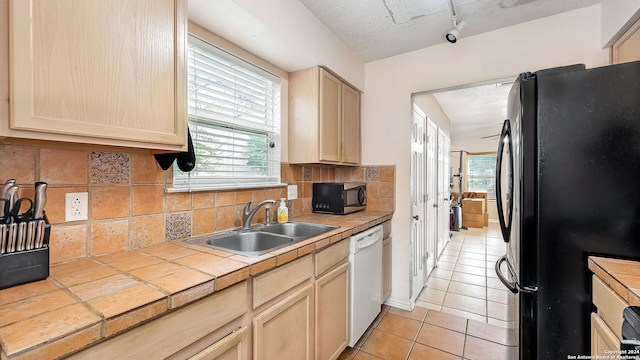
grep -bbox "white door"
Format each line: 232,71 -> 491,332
425,119 -> 437,276
436,130 -> 451,258
410,106 -> 427,300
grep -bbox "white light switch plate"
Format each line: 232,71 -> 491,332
287,185 -> 298,200
65,192 -> 88,221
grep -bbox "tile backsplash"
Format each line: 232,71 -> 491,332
0,144 -> 395,264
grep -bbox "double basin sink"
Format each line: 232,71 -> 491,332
186,222 -> 338,257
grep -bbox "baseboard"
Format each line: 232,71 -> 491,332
384,296 -> 414,311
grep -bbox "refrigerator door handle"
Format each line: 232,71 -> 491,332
495,255 -> 519,294
495,119 -> 514,243
496,255 -> 539,294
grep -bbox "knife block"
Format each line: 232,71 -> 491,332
0,215 -> 51,290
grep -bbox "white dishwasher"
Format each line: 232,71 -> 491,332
348,224 -> 383,347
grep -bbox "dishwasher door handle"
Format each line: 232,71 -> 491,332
355,232 -> 381,249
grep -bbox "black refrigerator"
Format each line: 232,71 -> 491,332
494,60 -> 640,360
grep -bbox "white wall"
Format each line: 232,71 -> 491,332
363,5 -> 609,308
188,0 -> 365,89
601,0 -> 640,47
412,94 -> 451,136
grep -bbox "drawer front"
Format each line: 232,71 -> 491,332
188,327 -> 248,360
593,275 -> 628,340
69,281 -> 248,360
315,239 -> 349,276
253,255 -> 313,309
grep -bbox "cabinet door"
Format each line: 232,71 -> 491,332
382,237 -> 392,301
318,68 -> 341,163
315,262 -> 349,360
591,313 -> 620,357
341,83 -> 361,164
189,327 -> 248,360
9,0 -> 187,149
253,285 -> 312,360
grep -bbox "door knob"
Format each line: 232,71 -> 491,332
413,215 -> 419,220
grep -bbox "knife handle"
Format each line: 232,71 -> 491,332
0,224 -> 6,254
33,182 -> 47,220
35,220 -> 45,249
16,222 -> 25,252
7,223 -> 17,253
1,179 -> 15,199
5,186 -> 18,214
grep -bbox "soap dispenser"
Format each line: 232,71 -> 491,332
277,198 -> 289,223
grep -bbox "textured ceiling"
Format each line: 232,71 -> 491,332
431,81 -> 514,152
298,0 -> 600,61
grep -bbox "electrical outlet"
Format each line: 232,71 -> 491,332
65,192 -> 88,221
287,185 -> 298,200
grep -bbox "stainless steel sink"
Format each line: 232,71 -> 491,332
186,231 -> 294,257
257,222 -> 338,241
186,222 -> 338,257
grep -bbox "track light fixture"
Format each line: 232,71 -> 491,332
445,16 -> 466,43
445,0 -> 466,44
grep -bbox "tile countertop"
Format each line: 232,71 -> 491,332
0,210 -> 392,360
588,256 -> 640,305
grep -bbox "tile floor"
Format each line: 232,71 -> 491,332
416,222 -> 511,327
338,222 -> 518,360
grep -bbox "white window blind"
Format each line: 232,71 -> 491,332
174,36 -> 282,190
467,153 -> 497,198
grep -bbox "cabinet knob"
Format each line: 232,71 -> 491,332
412,215 -> 419,220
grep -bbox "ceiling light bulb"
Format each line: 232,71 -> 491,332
446,29 -> 460,43
445,20 -> 466,44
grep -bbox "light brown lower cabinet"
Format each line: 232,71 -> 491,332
591,275 -> 628,357
591,313 -> 620,357
63,239 -> 359,360
315,262 -> 350,360
253,285 -> 313,360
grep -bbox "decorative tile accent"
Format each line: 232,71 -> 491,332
365,167 -> 380,182
303,166 -> 312,181
91,152 -> 130,184
166,213 -> 191,241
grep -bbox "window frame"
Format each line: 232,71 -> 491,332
169,33 -> 286,192
466,152 -> 497,199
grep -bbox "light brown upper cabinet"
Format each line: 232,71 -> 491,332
289,66 -> 361,165
5,0 -> 187,151
612,18 -> 640,64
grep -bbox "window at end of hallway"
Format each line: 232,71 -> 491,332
467,153 -> 497,198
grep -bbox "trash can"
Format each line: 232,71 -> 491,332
451,205 -> 461,231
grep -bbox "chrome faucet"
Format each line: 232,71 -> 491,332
242,200 -> 276,229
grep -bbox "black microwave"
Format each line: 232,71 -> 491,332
312,182 -> 366,215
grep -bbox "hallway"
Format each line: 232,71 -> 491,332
416,223 -> 511,326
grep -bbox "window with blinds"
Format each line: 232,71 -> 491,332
467,153 -> 497,198
174,36 -> 282,190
